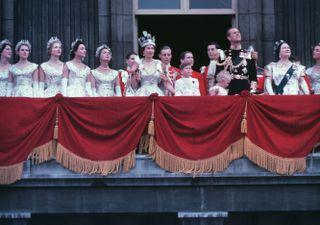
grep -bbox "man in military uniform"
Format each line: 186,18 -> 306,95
225,27 -> 257,95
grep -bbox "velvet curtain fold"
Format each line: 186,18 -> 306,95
0,97 -> 56,184
1,95 -> 319,185
149,96 -> 246,173
245,95 -> 320,174
56,96 -> 151,175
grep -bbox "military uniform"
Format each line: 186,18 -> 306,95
225,49 -> 257,95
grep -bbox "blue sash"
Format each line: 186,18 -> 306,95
272,65 -> 295,95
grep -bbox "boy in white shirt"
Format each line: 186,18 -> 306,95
175,62 -> 200,96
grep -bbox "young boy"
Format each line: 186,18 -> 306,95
175,62 -> 200,96
209,70 -> 232,96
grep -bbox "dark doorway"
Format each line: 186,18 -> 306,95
138,15 -> 232,71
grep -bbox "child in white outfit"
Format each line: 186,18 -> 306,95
209,70 -> 232,96
175,62 -> 200,96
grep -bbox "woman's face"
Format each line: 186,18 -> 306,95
50,42 -> 62,57
18,45 -> 30,59
100,48 -> 112,62
143,44 -> 155,58
126,54 -> 137,67
75,44 -> 86,59
313,45 -> 320,60
279,43 -> 291,59
1,45 -> 12,60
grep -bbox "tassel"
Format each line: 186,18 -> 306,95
241,100 -> 248,134
53,124 -> 58,140
241,117 -> 247,134
148,120 -> 154,136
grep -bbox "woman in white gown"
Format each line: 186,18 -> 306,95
91,44 -> 121,97
0,39 -> 12,96
39,37 -> 64,97
306,43 -> 320,94
62,38 -> 94,97
134,31 -> 165,96
7,40 -> 39,97
264,40 -> 309,95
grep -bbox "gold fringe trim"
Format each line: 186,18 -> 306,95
241,100 -> 248,134
244,137 -> 306,175
150,139 -> 244,173
0,163 -> 23,185
56,143 -> 135,175
28,141 -> 55,165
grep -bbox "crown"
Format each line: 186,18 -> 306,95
138,31 -> 156,48
95,44 -> 112,58
15,39 -> 31,53
273,40 -> 285,54
47,36 -> 61,51
0,39 -> 11,51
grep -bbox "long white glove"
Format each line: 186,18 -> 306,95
39,81 -> 45,97
115,85 -> 122,96
33,81 -> 39,97
85,82 -> 93,97
61,78 -> 68,96
6,82 -> 13,96
92,87 -> 98,97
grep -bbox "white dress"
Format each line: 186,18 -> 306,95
92,69 -> 119,97
9,63 -> 38,97
175,77 -> 200,96
41,62 -> 63,97
306,67 -> 320,94
66,61 -> 91,97
0,67 -> 9,96
265,62 -> 308,95
135,59 -> 164,96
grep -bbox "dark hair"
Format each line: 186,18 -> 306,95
226,27 -> 239,37
274,41 -> 288,61
179,51 -> 192,61
140,44 -> 155,56
207,42 -> 221,49
159,45 -> 171,54
0,43 -> 11,54
70,39 -> 85,59
179,62 -> 192,71
126,51 -> 137,60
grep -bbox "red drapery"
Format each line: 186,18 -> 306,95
149,96 -> 246,173
1,95 -> 320,184
56,96 -> 151,175
245,95 -> 320,174
0,97 -> 56,184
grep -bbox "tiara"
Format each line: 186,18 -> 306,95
273,40 -> 285,54
47,36 -> 61,50
138,31 -> 156,48
15,40 -> 31,53
71,38 -> 83,50
0,39 -> 11,50
95,44 -> 112,58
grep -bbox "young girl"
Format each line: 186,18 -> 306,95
209,70 -> 232,96
175,62 -> 200,96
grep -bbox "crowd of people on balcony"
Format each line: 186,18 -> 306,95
0,27 -> 319,98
